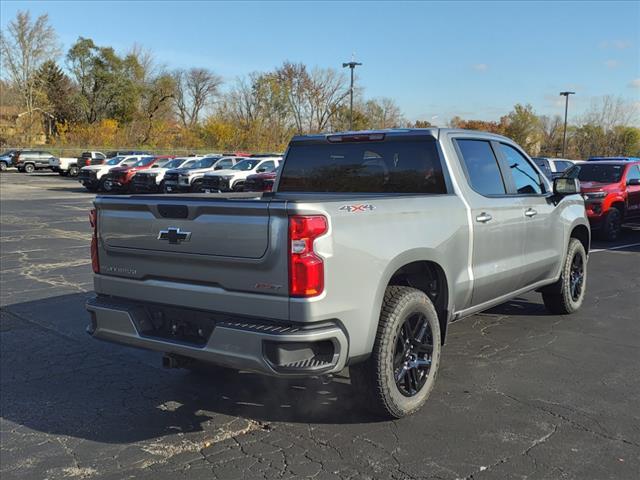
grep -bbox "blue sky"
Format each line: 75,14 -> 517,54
2,1 -> 639,125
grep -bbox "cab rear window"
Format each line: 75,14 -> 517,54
278,140 -> 447,194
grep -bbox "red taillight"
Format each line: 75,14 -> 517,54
89,208 -> 99,273
288,215 -> 328,297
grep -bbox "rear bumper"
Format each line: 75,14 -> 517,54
86,295 -> 349,376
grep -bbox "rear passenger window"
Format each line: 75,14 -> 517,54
627,166 -> 640,182
499,144 -> 544,194
456,140 -> 506,195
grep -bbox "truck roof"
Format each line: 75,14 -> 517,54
290,128 -> 514,144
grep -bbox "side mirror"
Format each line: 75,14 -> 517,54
553,177 -> 580,196
256,168 -> 266,173
628,178 -> 640,186
152,164 -> 159,168
214,165 -> 223,170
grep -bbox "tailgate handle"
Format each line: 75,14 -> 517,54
158,204 -> 188,219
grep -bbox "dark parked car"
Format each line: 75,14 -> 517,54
13,150 -> 56,173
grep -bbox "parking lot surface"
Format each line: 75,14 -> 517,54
1,171 -> 639,480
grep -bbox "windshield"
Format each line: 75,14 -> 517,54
158,158 -> 179,169
565,164 -> 624,183
106,156 -> 124,165
189,157 -> 217,169
131,156 -> 155,167
231,159 -> 260,171
121,158 -> 140,167
180,159 -> 199,169
279,140 -> 447,193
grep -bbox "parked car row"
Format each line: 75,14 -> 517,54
0,150 -> 282,194
77,152 -> 282,194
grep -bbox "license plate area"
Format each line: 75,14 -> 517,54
135,305 -> 216,346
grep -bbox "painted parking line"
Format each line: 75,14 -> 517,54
591,242 -> 640,253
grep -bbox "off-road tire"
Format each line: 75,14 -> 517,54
350,286 -> 441,418
599,207 -> 622,241
542,238 -> 587,314
68,166 -> 79,177
98,177 -> 109,192
191,179 -> 203,193
0,161 -> 7,172
24,163 -> 35,173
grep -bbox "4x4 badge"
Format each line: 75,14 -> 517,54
158,227 -> 191,244
339,204 -> 376,213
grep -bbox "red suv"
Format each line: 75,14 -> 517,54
243,169 -> 279,192
103,156 -> 174,193
566,161 -> 640,240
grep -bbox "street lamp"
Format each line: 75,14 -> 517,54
559,91 -> 575,157
342,60 -> 362,131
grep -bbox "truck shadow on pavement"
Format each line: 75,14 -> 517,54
1,293 -> 381,445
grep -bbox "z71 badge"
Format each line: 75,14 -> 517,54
339,204 -> 376,213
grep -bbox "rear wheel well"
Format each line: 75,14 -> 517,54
387,261 -> 449,344
570,225 -> 590,254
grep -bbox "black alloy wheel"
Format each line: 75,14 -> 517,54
394,312 -> 434,397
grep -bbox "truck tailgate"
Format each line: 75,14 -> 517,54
95,195 -> 289,298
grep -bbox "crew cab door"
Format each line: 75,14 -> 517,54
625,165 -> 640,219
453,138 -> 528,306
495,143 -> 564,287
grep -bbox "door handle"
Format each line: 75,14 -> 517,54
476,212 -> 493,223
524,208 -> 537,218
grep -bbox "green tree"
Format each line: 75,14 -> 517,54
36,60 -> 78,128
502,104 -> 542,153
67,37 -> 140,124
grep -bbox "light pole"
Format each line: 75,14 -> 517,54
342,60 -> 362,130
559,91 -> 575,157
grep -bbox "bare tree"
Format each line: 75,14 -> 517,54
275,62 -> 311,134
538,115 -> 563,156
308,67 -> 349,132
0,11 -> 60,128
581,95 -> 638,131
173,68 -> 222,127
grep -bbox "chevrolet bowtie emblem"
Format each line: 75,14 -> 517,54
158,227 -> 191,244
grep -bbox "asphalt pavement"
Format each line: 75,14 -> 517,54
1,171 -> 639,480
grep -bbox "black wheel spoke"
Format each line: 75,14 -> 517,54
413,343 -> 433,355
393,312 -> 434,397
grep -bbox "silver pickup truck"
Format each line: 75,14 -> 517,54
87,129 -> 589,417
